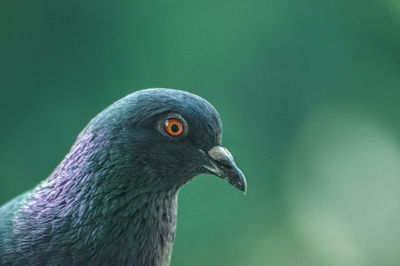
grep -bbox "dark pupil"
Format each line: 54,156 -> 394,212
171,124 -> 179,133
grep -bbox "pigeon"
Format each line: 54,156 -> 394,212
0,88 -> 246,266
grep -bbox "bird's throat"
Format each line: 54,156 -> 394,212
97,191 -> 179,265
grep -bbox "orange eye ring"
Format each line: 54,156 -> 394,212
164,118 -> 184,137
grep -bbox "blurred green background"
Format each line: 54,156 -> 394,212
1,1 -> 400,265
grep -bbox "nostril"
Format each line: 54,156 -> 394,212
207,146 -> 236,169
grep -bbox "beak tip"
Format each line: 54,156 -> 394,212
241,182 -> 247,196
231,174 -> 247,195
239,185 -> 247,195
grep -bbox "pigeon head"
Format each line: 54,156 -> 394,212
83,88 -> 246,193
0,88 -> 246,265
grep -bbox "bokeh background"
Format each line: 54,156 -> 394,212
1,1 -> 400,265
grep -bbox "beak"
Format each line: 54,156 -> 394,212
203,146 -> 247,194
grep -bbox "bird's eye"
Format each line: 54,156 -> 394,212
164,118 -> 184,137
